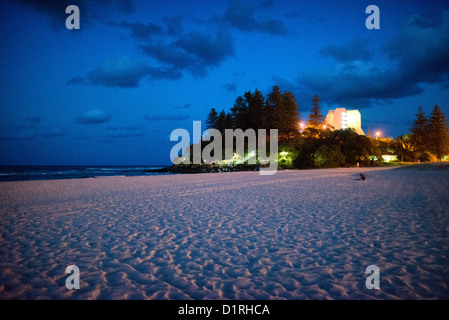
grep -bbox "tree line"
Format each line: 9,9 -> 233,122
205,86 -> 331,141
206,86 -> 302,142
201,86 -> 449,168
408,105 -> 449,161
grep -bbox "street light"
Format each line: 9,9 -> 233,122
376,131 -> 381,139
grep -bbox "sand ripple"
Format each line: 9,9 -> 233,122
0,167 -> 448,299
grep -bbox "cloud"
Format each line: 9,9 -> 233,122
233,71 -> 246,77
26,116 -> 42,124
319,38 -> 372,62
85,56 -> 152,88
223,82 -> 237,92
109,16 -> 184,41
39,128 -> 68,137
73,135 -> 94,141
144,115 -> 189,121
384,11 -> 449,85
0,127 -> 68,141
224,0 -> 288,35
163,16 -> 184,36
67,55 -> 182,88
75,109 -> 111,124
296,61 -> 423,107
103,126 -> 144,138
69,10 -> 234,86
0,115 -> 69,140
174,104 -> 191,109
106,12 -> 235,80
11,0 -> 134,29
146,67 -> 183,80
174,31 -> 234,76
109,21 -> 164,40
284,11 -> 449,108
0,130 -> 35,141
66,75 -> 87,85
95,139 -> 114,144
140,42 -> 197,70
140,30 -> 235,78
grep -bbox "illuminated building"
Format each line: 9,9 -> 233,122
325,108 -> 365,135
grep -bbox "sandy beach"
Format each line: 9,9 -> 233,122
0,165 -> 448,300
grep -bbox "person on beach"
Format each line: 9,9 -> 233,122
356,173 -> 365,181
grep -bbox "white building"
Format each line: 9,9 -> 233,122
382,155 -> 398,162
325,108 -> 365,135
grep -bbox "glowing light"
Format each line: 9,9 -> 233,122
280,151 -> 289,156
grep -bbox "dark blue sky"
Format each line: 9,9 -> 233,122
1,0 -> 448,165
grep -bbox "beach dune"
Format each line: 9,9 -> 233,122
0,165 -> 448,299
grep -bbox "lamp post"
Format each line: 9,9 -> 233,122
376,131 -> 381,140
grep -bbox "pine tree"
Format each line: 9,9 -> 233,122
266,85 -> 284,132
216,110 -> 227,135
308,95 -> 324,128
410,106 -> 428,153
224,112 -> 233,130
243,91 -> 255,130
231,96 -> 247,130
250,89 -> 265,131
427,105 -> 449,161
282,91 -> 301,140
205,108 -> 218,129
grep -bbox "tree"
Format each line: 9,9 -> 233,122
216,110 -> 227,134
231,96 -> 247,130
205,108 -> 218,129
282,91 -> 301,140
240,89 -> 265,132
243,91 -> 254,130
333,128 -> 371,166
265,85 -> 284,131
427,105 -> 449,161
313,144 -> 345,168
396,134 -> 413,151
308,95 -> 325,128
410,106 -> 428,153
395,134 -> 415,162
249,89 -> 265,131
224,112 -> 233,130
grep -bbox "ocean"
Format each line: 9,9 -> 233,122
0,165 -> 169,182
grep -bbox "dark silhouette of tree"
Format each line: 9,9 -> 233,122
224,112 -> 233,130
231,95 -> 247,130
247,89 -> 265,131
243,91 -> 254,130
265,85 -> 283,131
205,108 -> 218,129
427,105 -> 449,161
216,109 -> 227,134
294,128 -> 380,168
282,91 -> 301,140
410,106 -> 428,153
264,86 -> 300,141
308,95 -> 325,128
313,144 -> 345,168
395,134 -> 414,162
